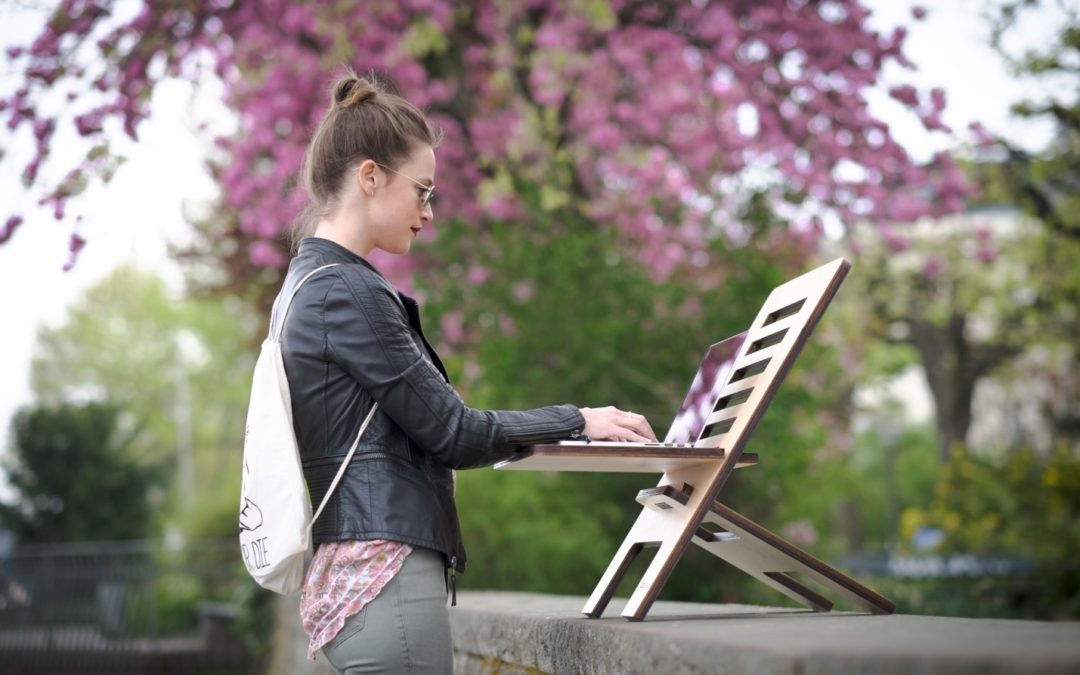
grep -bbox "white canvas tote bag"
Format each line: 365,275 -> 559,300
239,263 -> 378,594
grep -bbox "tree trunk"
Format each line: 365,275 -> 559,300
907,312 -> 1019,463
909,315 -> 974,463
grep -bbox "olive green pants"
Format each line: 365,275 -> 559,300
321,547 -> 452,674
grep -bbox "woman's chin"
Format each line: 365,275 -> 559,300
377,241 -> 412,255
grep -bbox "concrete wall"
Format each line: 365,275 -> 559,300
271,591 -> 1080,675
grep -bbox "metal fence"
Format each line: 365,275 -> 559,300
0,539 -> 258,675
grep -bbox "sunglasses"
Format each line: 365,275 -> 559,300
375,162 -> 435,208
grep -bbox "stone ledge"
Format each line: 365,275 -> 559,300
449,591 -> 1080,675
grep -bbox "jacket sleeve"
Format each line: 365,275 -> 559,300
323,269 -> 585,469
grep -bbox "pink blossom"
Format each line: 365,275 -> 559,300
922,256 -> 945,279
485,196 -> 520,222
466,266 -> 490,285
929,87 -> 946,111
512,282 -> 534,303
22,157 -> 41,184
497,314 -> 517,336
0,0 -> 975,278
968,121 -> 996,148
888,85 -> 918,107
32,117 -> 55,142
782,519 -> 818,547
585,124 -> 623,152
248,239 -> 285,267
61,233 -> 86,271
440,311 -> 465,344
878,224 -> 908,252
919,110 -> 951,133
1,215 -> 23,244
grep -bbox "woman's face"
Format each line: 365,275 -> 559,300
365,145 -> 435,255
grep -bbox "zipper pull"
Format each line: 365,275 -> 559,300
449,556 -> 458,607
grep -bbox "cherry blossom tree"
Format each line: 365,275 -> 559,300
3,0 -> 970,284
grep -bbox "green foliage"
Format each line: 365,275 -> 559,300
867,576 -> 1046,619
154,573 -> 203,633
900,445 -> 1080,618
230,581 -> 276,667
0,401 -> 165,542
838,424 -> 942,550
986,0 -> 1080,240
455,470 -> 630,594
905,446 -> 1080,560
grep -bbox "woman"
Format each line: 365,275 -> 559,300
278,71 -> 656,674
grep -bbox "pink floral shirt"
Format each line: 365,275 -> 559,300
300,540 -> 412,659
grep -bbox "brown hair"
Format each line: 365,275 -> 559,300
289,69 -> 441,252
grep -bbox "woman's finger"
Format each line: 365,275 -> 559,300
621,429 -> 652,443
634,417 -> 657,441
619,411 -> 657,441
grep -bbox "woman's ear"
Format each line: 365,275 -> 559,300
355,159 -> 378,197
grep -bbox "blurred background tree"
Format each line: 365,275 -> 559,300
25,265 -> 258,543
0,401 -> 163,543
983,0 -> 1079,241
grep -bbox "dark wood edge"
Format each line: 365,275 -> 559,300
501,447 -> 759,464
764,572 -> 834,612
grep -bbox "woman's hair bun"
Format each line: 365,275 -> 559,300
333,74 -> 378,109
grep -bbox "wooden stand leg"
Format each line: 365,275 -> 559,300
620,536 -> 687,621
581,501 -> 675,618
695,501 -> 895,615
581,538 -> 651,618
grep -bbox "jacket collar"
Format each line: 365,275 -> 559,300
296,237 -> 386,279
293,237 -> 449,382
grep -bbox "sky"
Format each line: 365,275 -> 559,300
0,0 -> 1070,457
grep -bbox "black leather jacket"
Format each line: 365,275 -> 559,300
279,238 -> 585,573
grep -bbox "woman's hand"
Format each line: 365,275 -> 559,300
579,406 -> 658,442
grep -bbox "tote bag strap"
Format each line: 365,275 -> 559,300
266,261 -> 378,530
268,263 -> 341,341
311,402 -> 379,527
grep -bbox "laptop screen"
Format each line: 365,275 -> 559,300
663,332 -> 747,444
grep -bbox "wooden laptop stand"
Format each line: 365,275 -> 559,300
497,258 -> 894,620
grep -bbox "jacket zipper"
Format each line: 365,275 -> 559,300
449,556 -> 457,606
506,424 -> 586,445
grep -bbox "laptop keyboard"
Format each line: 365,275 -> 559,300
560,440 -> 697,448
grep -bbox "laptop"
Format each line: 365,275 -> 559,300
544,332 -> 747,451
